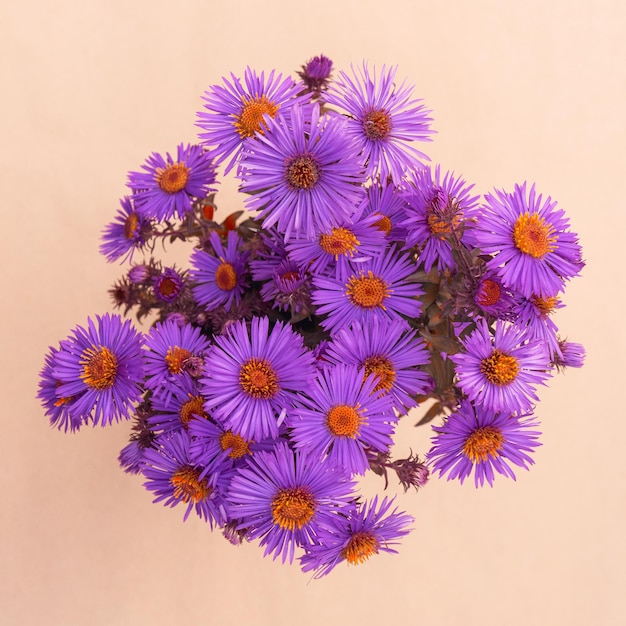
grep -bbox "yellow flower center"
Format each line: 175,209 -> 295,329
271,487 -> 316,530
531,295 -> 559,316
363,109 -> 393,141
346,271 -> 389,309
342,531 -> 380,565
219,431 -> 252,459
462,425 -> 505,463
363,355 -> 396,392
80,346 -> 118,390
124,212 -> 139,239
326,404 -> 361,437
165,346 -> 192,374
479,349 -> 520,386
372,213 -> 392,235
239,358 -> 279,399
170,466 -> 212,503
215,261 -> 237,291
286,155 -> 320,190
512,212 -> 556,258
318,227 -> 360,258
179,396 -> 208,427
234,95 -> 279,138
157,163 -> 190,194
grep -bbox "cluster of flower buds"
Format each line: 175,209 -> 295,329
39,55 -> 584,576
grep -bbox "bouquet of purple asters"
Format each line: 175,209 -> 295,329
38,55 -> 585,577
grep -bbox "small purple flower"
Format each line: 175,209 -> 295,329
428,400 -> 542,487
552,340 -> 586,370
474,182 -> 584,298
258,257 -> 312,315
127,143 -> 217,221
148,375 -> 208,435
100,196 -> 152,263
360,181 -> 410,243
226,442 -> 356,563
300,496 -> 414,577
325,63 -> 433,182
238,103 -> 366,240
152,267 -> 185,302
297,54 -> 333,95
452,320 -> 550,414
52,314 -> 145,426
513,294 -> 564,359
473,271 -> 518,319
190,230 -> 249,311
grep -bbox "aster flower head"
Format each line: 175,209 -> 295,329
258,257 -> 313,316
360,181 -> 410,243
312,245 -> 422,334
289,364 -> 397,475
297,54 -> 333,96
452,319 -> 550,415
324,318 -> 431,413
142,430 -> 231,525
472,271 -> 518,319
401,165 -> 479,273
197,67 -> 307,173
152,266 -> 185,303
428,400 -> 542,487
100,196 -> 152,263
552,340 -> 586,370
127,144 -> 217,222
226,442 -> 356,563
475,182 -> 584,298
52,314 -> 145,426
300,496 -> 414,577
200,316 -> 316,440
190,230 -> 250,311
325,62 -> 434,182
513,293 -> 564,359
238,102 -> 367,240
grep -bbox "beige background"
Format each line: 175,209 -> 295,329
2,1 -> 625,624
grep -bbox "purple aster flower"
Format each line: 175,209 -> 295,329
324,63 -> 433,182
190,230 -> 249,311
128,263 -> 151,284
38,345 -> 84,432
428,400 -> 542,487
360,181 -> 410,243
472,271 -> 518,319
258,257 -> 312,315
238,102 -> 367,240
142,430 -> 231,525
300,496 -> 414,577
452,319 -> 550,414
143,319 -> 210,403
127,143 -> 217,221
513,294 -> 564,359
297,54 -> 333,96
324,319 -> 431,414
100,196 -> 152,263
474,182 -> 584,298
400,166 -> 479,273
52,314 -> 145,426
312,245 -> 422,334
249,227 -> 289,283
552,340 -> 586,370
286,209 -> 385,278
197,67 -> 306,173
148,375 -> 209,434
200,316 -> 316,441
226,442 -> 356,563
289,364 -> 396,475
152,266 -> 185,303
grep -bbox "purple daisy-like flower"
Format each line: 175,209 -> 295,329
428,400 -> 542,487
552,340 -> 586,370
312,245 -> 422,334
190,230 -> 249,311
197,67 -> 306,173
325,63 -> 433,182
258,257 -> 312,315
100,196 -> 152,263
400,166 -> 479,273
127,143 -> 217,222
226,442 -> 356,563
142,430 -> 231,525
324,319 -> 431,414
143,319 -> 210,403
200,316 -> 316,441
238,102 -> 367,240
300,496 -> 414,577
474,182 -> 584,298
297,54 -> 333,96
452,319 -> 550,414
472,271 -> 518,320
360,181 -> 410,244
152,267 -> 185,303
52,314 -> 145,426
513,293 -> 564,359
289,364 -> 396,475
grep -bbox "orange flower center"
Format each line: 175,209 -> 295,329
326,404 -> 361,437
179,396 -> 208,427
363,109 -> 393,141
157,277 -> 179,298
234,95 -> 279,138
165,346 -> 192,374
170,466 -> 212,503
363,355 -> 396,392
342,531 -> 380,565
157,163 -> 190,194
318,227 -> 360,258
215,262 -> 237,291
372,213 -> 392,235
286,155 -> 320,189
512,212 -> 556,258
271,487 -> 316,530
531,295 -> 559,316
219,431 -> 252,459
477,279 -> 502,307
124,212 -> 139,239
480,349 -> 520,386
239,358 -> 279,399
346,271 -> 389,309
462,425 -> 505,463
80,346 -> 118,390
